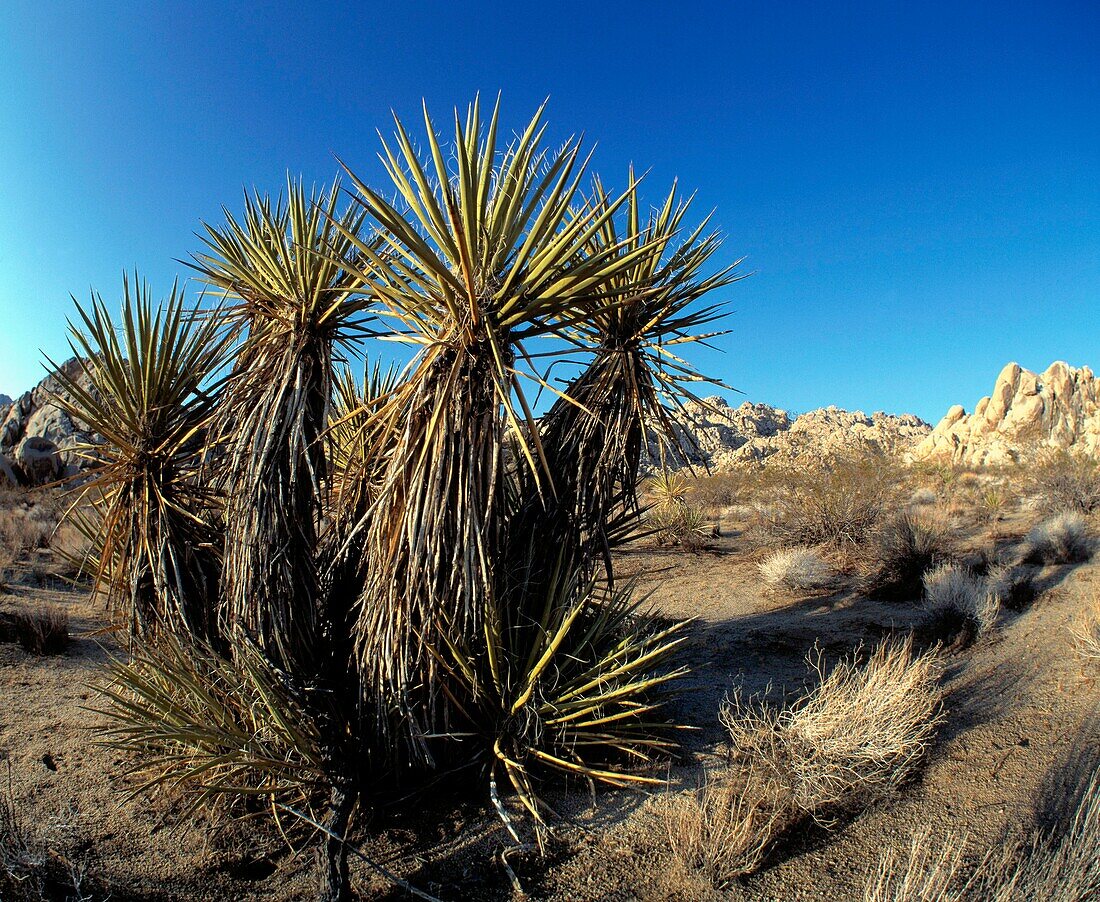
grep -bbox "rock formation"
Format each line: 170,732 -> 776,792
0,359 -> 98,485
910,362 -> 1100,467
654,396 -> 930,471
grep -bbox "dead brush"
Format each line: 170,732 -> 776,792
1027,449 -> 1100,516
1022,512 -> 1092,565
0,607 -> 69,656
722,639 -> 946,822
754,456 -> 897,548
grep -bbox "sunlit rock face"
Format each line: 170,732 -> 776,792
910,362 -> 1100,467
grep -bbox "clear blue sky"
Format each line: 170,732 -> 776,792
0,1 -> 1096,422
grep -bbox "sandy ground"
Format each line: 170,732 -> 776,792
2,508 -> 1098,900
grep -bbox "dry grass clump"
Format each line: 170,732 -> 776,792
909,487 -> 938,507
863,828 -> 969,902
866,766 -> 1100,901
864,513 -> 950,601
986,562 -> 1038,612
757,546 -> 835,592
1070,598 -> 1100,667
671,639 -> 946,885
0,607 -> 69,656
664,768 -> 789,885
972,767 -> 1100,901
1023,512 -> 1092,565
722,639 -> 945,820
1027,449 -> 1100,516
754,456 -> 897,548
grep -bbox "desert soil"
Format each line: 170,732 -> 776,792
2,509 -> 1098,901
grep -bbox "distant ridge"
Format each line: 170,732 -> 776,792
653,396 -> 931,470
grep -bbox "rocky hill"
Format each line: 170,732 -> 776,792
654,396 -> 931,470
910,361 -> 1100,466
0,359 -> 97,485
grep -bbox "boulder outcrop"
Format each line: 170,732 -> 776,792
910,362 -> 1100,466
0,359 -> 98,485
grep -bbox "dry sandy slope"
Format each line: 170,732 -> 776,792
1,516 -> 1098,900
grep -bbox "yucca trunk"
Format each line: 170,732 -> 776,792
218,333 -> 330,671
356,333 -> 505,749
120,475 -> 219,642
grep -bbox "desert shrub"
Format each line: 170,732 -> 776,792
757,546 -> 835,592
685,472 -> 748,508
0,607 -> 69,656
674,641 -> 944,885
1023,512 -> 1092,565
922,564 -> 997,639
1028,450 -> 1100,516
865,513 -> 950,601
664,767 -> 789,885
722,640 -> 945,821
754,455 -> 896,547
986,562 -> 1038,612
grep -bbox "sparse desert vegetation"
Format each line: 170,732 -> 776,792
0,101 -> 1098,902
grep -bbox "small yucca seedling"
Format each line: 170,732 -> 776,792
95,633 -> 328,818
0,607 -> 69,656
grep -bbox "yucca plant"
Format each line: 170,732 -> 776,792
318,362 -> 399,611
429,553 -> 689,845
50,275 -> 231,640
191,178 -> 377,901
192,177 -> 371,672
338,98 -> 664,739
